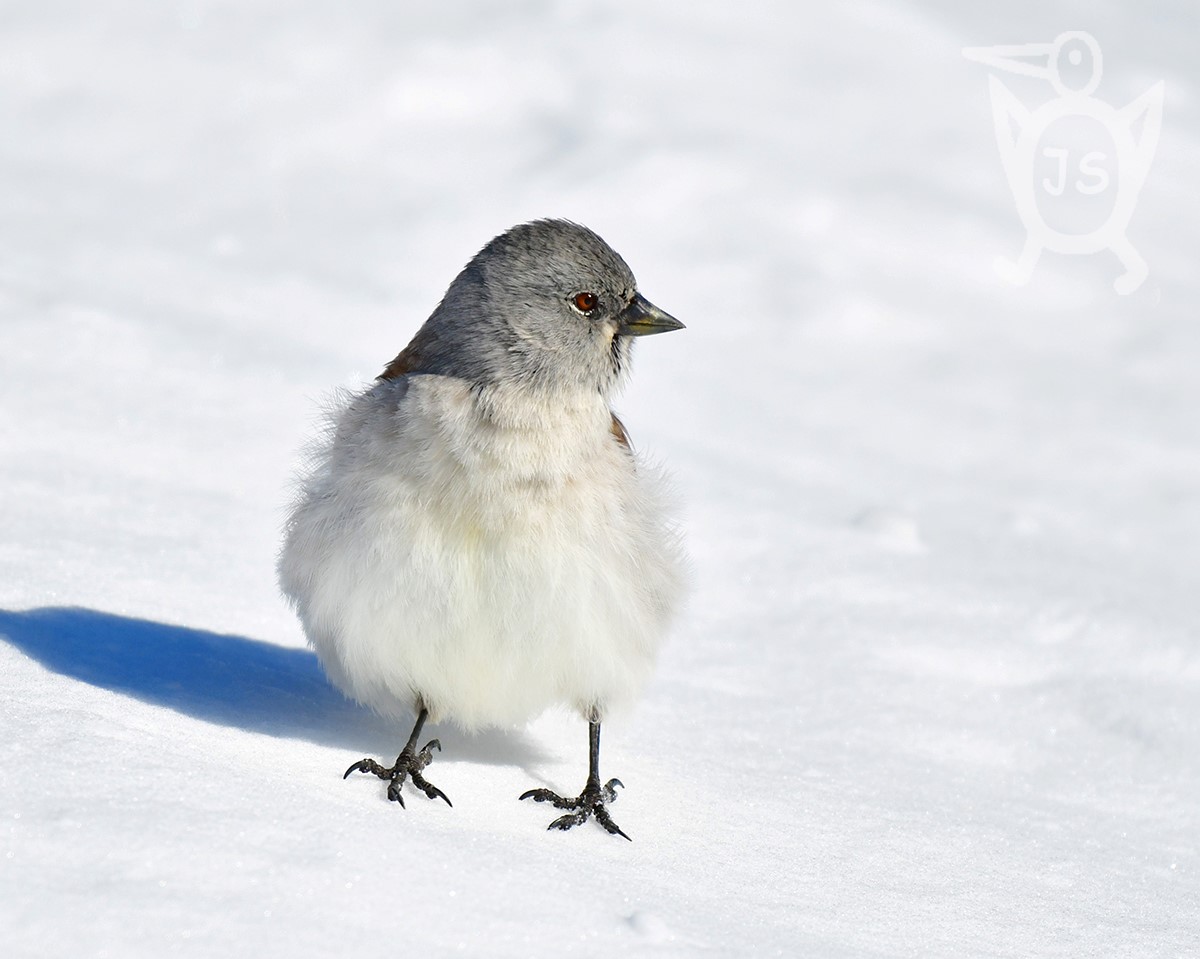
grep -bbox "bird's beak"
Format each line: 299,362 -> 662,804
961,41 -> 1054,80
616,293 -> 685,337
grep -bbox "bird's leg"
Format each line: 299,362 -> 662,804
520,719 -> 630,840
343,706 -> 452,808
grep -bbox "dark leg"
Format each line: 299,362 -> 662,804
519,720 -> 630,840
343,707 -> 451,808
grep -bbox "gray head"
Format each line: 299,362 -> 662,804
380,219 -> 683,396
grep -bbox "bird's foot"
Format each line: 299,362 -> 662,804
519,777 -> 629,840
343,739 -> 452,808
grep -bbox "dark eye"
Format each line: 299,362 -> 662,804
573,292 -> 599,313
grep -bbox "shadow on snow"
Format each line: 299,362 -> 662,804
0,606 -> 548,767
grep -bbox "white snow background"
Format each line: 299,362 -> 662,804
2,1 -> 1198,956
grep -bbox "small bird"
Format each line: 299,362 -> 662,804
278,219 -> 686,838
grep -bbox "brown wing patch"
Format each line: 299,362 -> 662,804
378,343 -> 422,381
610,412 -> 632,451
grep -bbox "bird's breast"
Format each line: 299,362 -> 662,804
394,375 -> 628,527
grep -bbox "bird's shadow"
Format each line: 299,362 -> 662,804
0,606 -> 551,768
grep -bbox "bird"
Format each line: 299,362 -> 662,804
278,219 -> 687,838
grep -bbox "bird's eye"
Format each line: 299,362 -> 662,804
573,292 -> 599,313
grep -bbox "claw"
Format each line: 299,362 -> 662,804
518,788 -> 577,809
343,745 -> 450,808
601,778 -> 624,803
519,721 -> 629,838
521,778 -> 630,838
344,758 -> 386,780
413,772 -> 453,807
548,811 -> 588,831
594,805 -> 631,841
342,709 -> 450,809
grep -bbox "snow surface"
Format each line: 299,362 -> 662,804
2,2 -> 1198,956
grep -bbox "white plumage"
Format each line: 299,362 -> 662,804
279,374 -> 684,730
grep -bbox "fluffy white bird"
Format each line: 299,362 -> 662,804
278,219 -> 686,837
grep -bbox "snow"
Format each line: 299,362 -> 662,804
2,1 -> 1198,956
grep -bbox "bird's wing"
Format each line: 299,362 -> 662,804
378,342 -> 423,381
610,412 -> 633,452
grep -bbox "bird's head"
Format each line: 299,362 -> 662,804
386,219 -> 684,397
